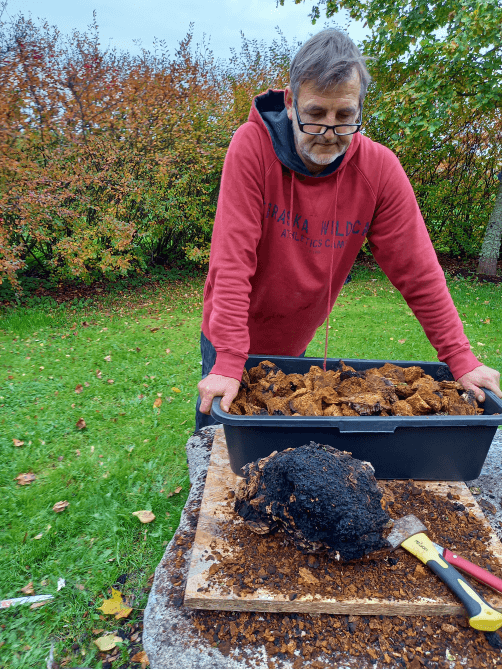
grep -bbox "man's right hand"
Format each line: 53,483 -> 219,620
197,374 -> 241,415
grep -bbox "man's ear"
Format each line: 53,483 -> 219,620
284,85 -> 294,120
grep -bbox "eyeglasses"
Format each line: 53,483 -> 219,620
294,100 -> 363,136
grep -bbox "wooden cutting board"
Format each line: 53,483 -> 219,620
184,427 -> 502,615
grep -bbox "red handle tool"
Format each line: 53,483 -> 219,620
432,542 -> 502,595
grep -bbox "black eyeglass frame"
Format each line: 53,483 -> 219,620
293,100 -> 363,137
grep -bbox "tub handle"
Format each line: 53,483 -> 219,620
337,421 -> 398,434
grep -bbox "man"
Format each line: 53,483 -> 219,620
196,28 -> 501,430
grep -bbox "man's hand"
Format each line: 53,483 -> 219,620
198,374 -> 241,415
457,364 -> 502,403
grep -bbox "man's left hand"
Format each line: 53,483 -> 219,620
457,364 -> 502,403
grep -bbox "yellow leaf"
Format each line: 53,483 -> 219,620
131,650 -> 150,666
153,397 -> 162,408
132,510 -> 155,524
171,387 -> 181,393
97,588 -> 133,619
94,634 -> 122,652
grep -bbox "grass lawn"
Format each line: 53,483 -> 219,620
0,264 -> 500,669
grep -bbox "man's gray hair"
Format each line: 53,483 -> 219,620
289,28 -> 371,106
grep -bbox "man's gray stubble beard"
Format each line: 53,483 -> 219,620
301,142 -> 346,166
293,126 -> 348,167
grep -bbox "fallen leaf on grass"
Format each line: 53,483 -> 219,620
398,339 -> 406,344
107,379 -> 114,384
136,347 -> 141,352
98,588 -> 133,619
32,533 -> 43,540
20,582 -> 34,595
15,472 -> 36,485
150,327 -> 160,333
52,500 -> 70,513
153,398 -> 162,408
96,370 -> 103,379
94,634 -> 122,652
166,486 -> 182,498
131,650 -> 150,667
171,387 -> 181,393
75,384 -> 83,394
57,578 -> 66,591
13,439 -> 24,447
104,355 -> 112,362
132,510 -> 155,524
84,381 -> 90,387
477,342 -> 485,346
165,348 -> 171,354
76,418 -> 86,430
30,600 -> 49,609
82,321 -> 90,327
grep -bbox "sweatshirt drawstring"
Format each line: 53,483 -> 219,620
290,170 -> 295,236
323,173 -> 341,372
290,168 -> 340,372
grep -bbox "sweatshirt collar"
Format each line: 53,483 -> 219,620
253,89 -> 355,178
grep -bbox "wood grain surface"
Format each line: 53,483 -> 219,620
184,428 -> 502,615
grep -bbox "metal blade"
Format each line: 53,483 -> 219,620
386,514 -> 428,550
432,541 -> 445,555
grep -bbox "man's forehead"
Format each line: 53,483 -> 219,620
297,75 -> 361,107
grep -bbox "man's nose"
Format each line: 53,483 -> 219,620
323,127 -> 338,141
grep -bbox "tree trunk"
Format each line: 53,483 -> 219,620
477,173 -> 502,276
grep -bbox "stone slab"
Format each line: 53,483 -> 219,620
142,427 -> 502,669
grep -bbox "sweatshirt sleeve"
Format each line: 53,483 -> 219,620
367,149 -> 481,380
203,123 -> 266,380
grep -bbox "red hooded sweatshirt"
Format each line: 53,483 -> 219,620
202,89 -> 480,382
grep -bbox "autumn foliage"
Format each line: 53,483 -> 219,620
0,12 -> 500,289
0,16 -> 291,288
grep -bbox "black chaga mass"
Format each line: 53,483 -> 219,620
234,443 -> 390,561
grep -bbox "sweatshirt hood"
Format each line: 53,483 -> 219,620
251,88 -> 358,178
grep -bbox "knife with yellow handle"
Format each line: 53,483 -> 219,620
387,515 -> 502,632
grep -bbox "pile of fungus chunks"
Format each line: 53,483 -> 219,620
228,360 -> 482,417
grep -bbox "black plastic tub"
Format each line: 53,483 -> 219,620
210,355 -> 502,481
